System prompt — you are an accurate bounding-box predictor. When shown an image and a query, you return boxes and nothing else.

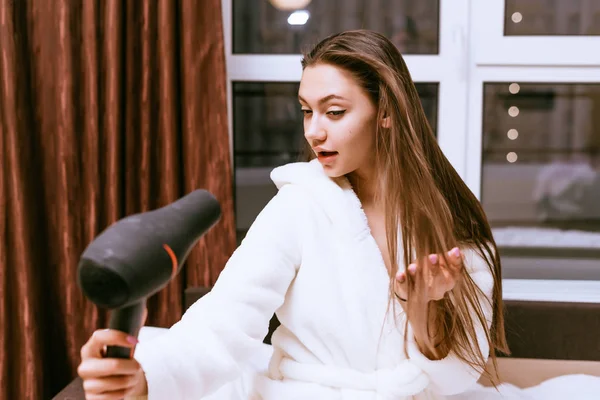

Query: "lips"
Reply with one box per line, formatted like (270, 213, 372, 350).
(316, 151, 338, 164)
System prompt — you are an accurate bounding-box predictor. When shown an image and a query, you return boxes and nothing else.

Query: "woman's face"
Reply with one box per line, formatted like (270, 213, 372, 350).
(298, 63, 379, 179)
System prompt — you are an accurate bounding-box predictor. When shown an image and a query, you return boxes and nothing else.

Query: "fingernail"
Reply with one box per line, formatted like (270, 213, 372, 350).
(429, 254, 438, 264)
(408, 264, 417, 274)
(127, 336, 139, 344)
(396, 272, 405, 282)
(450, 247, 460, 257)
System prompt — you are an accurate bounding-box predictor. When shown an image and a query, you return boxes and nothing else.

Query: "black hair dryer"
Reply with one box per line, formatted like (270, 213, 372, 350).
(77, 190, 221, 359)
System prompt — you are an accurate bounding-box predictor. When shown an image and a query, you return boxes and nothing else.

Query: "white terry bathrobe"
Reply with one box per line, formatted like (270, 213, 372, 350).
(134, 159, 497, 400)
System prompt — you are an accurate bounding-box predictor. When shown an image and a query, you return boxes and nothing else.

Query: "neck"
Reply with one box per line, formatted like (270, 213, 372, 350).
(347, 169, 380, 208)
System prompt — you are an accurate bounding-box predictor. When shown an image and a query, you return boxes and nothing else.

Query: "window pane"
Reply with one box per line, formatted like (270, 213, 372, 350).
(481, 82, 600, 278)
(233, 81, 438, 243)
(505, 0, 600, 36)
(233, 0, 440, 54)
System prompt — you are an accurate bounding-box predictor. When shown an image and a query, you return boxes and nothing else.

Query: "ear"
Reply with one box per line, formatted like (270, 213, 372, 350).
(380, 115, 391, 129)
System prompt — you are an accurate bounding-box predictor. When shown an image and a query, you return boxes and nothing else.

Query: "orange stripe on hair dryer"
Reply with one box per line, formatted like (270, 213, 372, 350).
(77, 190, 221, 359)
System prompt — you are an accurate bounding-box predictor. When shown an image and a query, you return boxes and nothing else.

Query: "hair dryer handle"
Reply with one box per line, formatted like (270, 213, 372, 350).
(104, 300, 147, 359)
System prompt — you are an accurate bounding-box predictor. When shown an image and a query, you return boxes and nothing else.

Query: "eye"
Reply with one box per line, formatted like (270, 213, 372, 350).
(327, 110, 346, 117)
(301, 109, 312, 116)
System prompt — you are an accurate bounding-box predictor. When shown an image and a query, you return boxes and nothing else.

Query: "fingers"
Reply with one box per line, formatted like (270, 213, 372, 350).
(394, 247, 463, 281)
(81, 329, 139, 360)
(78, 357, 142, 379)
(395, 247, 463, 300)
(85, 388, 130, 400)
(82, 374, 138, 394)
(426, 247, 463, 272)
(443, 247, 463, 281)
(446, 247, 463, 269)
(78, 356, 143, 399)
(79, 329, 146, 400)
(401, 255, 436, 280)
(428, 253, 438, 266)
(396, 270, 406, 283)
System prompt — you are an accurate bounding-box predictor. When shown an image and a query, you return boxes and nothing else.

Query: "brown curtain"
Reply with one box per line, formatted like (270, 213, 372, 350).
(0, 0, 235, 399)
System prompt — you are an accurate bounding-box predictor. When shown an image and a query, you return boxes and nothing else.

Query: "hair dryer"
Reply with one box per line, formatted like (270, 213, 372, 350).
(77, 189, 221, 359)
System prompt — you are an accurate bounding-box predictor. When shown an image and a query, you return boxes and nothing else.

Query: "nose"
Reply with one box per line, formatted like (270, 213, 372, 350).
(304, 115, 326, 145)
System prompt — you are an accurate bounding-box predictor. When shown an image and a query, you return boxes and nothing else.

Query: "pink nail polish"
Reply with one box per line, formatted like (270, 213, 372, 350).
(451, 247, 460, 257)
(429, 254, 438, 264)
(127, 336, 139, 344)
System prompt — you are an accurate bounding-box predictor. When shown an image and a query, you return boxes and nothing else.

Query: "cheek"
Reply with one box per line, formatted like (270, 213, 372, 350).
(346, 119, 376, 153)
(352, 136, 374, 162)
(336, 131, 374, 172)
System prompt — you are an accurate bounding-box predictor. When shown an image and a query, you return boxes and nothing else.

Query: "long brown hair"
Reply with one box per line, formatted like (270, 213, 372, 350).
(300, 30, 509, 382)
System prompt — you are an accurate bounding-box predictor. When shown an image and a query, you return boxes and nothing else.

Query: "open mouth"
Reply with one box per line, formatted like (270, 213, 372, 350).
(318, 151, 338, 157)
(317, 151, 338, 163)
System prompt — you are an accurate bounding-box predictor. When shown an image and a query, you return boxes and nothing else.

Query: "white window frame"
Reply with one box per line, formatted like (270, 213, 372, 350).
(464, 66, 600, 195)
(465, 68, 600, 300)
(222, 0, 600, 301)
(467, 0, 600, 300)
(471, 0, 600, 66)
(222, 0, 472, 178)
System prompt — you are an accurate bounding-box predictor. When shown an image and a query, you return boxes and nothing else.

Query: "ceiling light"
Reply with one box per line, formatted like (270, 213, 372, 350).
(288, 10, 309, 26)
(269, 0, 312, 11)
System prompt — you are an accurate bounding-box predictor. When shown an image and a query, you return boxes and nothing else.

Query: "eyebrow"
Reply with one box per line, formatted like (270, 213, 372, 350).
(298, 94, 347, 105)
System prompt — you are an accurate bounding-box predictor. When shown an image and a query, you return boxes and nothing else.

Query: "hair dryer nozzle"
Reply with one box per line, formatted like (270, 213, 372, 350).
(78, 189, 221, 309)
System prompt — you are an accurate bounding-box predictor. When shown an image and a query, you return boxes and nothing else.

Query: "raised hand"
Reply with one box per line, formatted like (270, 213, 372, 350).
(394, 247, 464, 303)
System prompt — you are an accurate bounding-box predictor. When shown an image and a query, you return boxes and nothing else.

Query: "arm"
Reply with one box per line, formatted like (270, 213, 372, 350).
(405, 248, 495, 395)
(133, 185, 306, 400)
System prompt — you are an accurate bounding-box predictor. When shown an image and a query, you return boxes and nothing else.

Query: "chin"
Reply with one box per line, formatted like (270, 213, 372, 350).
(323, 171, 342, 178)
(321, 165, 350, 179)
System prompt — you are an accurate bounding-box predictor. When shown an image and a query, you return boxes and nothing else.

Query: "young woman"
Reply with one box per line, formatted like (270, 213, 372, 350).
(77, 30, 597, 400)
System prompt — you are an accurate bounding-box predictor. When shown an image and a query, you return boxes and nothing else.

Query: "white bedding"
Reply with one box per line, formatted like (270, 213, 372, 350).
(454, 374, 600, 400)
(137, 328, 600, 400)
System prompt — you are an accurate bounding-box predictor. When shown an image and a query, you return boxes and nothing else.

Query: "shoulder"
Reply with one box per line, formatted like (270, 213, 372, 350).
(251, 183, 314, 232)
(238, 183, 312, 261)
(461, 244, 496, 296)
(270, 160, 327, 189)
(462, 245, 492, 273)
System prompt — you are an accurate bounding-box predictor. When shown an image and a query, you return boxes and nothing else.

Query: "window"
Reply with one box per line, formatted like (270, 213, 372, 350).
(233, 0, 440, 54)
(472, 0, 600, 65)
(481, 82, 600, 280)
(233, 82, 439, 169)
(224, 0, 600, 299)
(232, 81, 438, 243)
(505, 0, 600, 36)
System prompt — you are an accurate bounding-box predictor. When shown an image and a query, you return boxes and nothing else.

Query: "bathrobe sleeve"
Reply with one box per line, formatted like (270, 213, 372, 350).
(406, 247, 495, 395)
(133, 185, 306, 400)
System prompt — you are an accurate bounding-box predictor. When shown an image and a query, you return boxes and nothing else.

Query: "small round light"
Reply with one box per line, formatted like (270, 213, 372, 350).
(509, 83, 520, 94)
(507, 129, 519, 140)
(269, 0, 312, 11)
(511, 12, 523, 23)
(508, 106, 520, 117)
(507, 152, 518, 163)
